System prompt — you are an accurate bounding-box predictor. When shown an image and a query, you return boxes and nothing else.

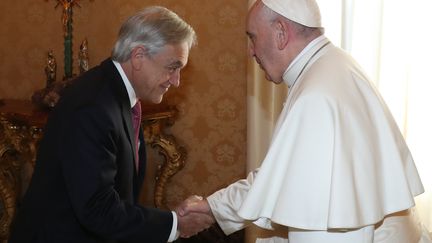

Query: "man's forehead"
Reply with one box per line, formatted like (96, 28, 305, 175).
(165, 47, 189, 66)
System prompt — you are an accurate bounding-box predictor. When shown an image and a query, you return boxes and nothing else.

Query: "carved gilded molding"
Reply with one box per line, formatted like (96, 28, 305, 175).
(0, 113, 44, 242)
(142, 110, 187, 208)
(151, 133, 187, 208)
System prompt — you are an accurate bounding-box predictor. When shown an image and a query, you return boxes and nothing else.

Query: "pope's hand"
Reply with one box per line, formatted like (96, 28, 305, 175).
(175, 195, 215, 238)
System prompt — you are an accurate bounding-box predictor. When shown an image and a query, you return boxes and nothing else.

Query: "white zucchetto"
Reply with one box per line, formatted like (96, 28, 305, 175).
(262, 0, 322, 28)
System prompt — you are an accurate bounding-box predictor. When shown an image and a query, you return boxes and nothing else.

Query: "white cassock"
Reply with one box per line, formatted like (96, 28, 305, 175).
(207, 36, 432, 243)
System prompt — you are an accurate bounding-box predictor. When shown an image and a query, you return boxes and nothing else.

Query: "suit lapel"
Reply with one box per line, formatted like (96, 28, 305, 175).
(101, 59, 137, 173)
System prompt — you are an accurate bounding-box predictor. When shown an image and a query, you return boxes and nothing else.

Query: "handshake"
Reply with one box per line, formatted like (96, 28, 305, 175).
(174, 195, 216, 238)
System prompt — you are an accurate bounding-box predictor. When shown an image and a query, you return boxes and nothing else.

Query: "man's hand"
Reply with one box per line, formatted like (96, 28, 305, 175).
(175, 195, 216, 238)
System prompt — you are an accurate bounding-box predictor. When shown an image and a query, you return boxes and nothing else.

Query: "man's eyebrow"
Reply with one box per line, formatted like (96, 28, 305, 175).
(168, 60, 184, 68)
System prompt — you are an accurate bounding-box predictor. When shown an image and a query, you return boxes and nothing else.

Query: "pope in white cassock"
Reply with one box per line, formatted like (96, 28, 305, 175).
(182, 0, 432, 242)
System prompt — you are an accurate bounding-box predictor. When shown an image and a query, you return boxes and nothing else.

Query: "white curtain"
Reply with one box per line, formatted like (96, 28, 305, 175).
(246, 0, 432, 240)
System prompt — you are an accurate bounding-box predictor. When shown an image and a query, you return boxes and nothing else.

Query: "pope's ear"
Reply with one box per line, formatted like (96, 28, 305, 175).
(275, 20, 289, 50)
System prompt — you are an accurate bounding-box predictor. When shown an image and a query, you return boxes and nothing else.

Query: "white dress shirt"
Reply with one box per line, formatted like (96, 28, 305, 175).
(113, 61, 179, 242)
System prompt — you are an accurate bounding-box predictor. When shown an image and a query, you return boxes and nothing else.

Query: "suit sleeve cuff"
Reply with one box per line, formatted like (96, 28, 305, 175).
(168, 211, 179, 242)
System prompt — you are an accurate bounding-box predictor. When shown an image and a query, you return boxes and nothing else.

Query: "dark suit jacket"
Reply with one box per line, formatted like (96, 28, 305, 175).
(9, 59, 173, 243)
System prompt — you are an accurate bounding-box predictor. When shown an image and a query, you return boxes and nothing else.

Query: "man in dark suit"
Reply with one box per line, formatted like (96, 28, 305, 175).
(9, 6, 213, 243)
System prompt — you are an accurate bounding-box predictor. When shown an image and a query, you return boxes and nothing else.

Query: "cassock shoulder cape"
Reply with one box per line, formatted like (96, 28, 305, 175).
(210, 37, 424, 232)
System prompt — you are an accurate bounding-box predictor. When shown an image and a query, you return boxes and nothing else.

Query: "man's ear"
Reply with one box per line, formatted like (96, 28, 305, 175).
(275, 20, 289, 50)
(130, 45, 147, 70)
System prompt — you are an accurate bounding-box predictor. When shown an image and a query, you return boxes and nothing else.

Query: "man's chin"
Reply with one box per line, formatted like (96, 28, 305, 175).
(153, 95, 164, 104)
(143, 95, 163, 104)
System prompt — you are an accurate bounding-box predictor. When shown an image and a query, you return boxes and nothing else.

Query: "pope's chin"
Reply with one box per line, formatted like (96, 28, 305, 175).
(264, 72, 284, 84)
(260, 69, 275, 83)
(263, 73, 279, 84)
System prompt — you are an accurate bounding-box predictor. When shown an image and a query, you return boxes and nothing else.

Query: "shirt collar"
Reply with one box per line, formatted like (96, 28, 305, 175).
(113, 60, 138, 108)
(283, 35, 329, 88)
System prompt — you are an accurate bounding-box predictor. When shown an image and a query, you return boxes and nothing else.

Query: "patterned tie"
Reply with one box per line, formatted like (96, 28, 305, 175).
(131, 101, 142, 171)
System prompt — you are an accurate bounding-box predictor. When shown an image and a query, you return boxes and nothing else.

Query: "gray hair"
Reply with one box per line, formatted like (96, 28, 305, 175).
(112, 6, 197, 62)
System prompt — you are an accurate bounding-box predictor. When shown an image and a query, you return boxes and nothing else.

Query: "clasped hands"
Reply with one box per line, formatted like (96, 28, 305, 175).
(175, 195, 215, 238)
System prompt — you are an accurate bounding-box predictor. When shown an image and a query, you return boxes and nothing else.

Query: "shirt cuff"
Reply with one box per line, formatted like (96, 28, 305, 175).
(168, 211, 179, 242)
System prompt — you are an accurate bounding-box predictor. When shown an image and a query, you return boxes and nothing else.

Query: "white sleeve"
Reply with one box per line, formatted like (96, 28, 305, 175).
(167, 211, 179, 242)
(206, 168, 259, 235)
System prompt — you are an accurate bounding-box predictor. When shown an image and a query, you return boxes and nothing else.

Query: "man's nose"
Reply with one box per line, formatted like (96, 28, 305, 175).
(169, 70, 180, 87)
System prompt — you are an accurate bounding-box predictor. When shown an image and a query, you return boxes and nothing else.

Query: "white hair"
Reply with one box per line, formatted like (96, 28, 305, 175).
(112, 6, 197, 62)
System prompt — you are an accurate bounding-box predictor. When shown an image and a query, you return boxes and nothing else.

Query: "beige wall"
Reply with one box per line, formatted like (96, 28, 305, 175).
(0, 0, 248, 208)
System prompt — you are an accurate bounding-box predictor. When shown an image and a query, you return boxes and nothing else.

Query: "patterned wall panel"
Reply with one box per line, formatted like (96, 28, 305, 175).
(0, 0, 248, 208)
